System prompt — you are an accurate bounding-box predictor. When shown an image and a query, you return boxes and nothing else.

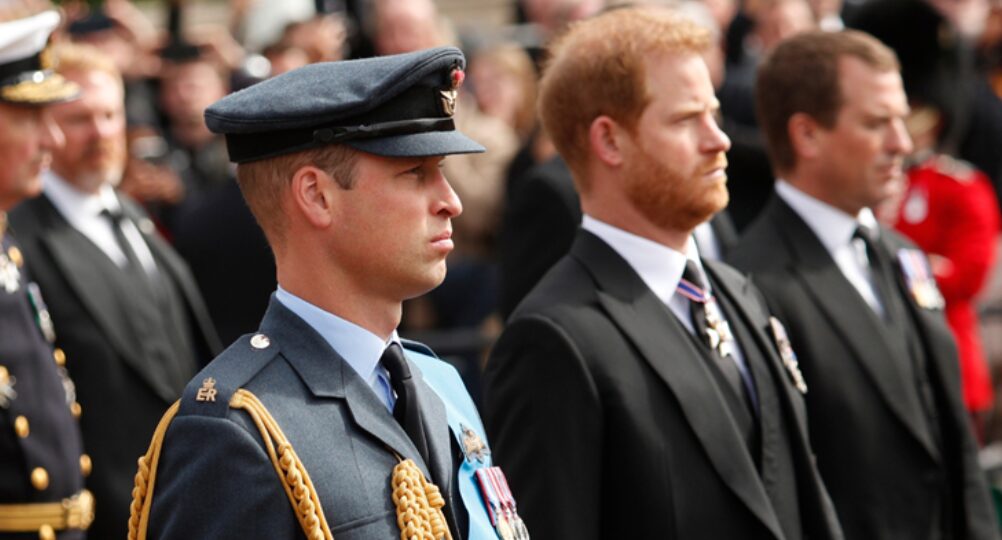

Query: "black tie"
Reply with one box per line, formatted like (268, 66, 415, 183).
(681, 261, 750, 404)
(852, 224, 896, 320)
(101, 208, 152, 289)
(380, 342, 431, 465)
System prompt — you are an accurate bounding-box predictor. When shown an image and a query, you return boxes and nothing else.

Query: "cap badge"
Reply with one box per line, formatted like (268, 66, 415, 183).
(196, 377, 218, 402)
(440, 68, 464, 117)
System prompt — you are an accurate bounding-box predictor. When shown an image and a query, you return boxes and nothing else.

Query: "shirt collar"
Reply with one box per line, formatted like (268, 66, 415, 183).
(274, 286, 398, 385)
(43, 171, 121, 219)
(581, 214, 707, 305)
(775, 179, 878, 253)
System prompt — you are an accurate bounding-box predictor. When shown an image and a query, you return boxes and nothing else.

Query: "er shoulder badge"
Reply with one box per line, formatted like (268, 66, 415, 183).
(768, 317, 807, 394)
(897, 249, 945, 310)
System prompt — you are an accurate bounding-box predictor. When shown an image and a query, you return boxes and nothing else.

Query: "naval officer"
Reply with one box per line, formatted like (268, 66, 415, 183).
(0, 8, 94, 540)
(129, 47, 526, 540)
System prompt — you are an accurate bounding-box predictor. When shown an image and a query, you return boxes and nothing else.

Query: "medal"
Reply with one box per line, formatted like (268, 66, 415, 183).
(0, 249, 19, 294)
(476, 467, 528, 540)
(26, 282, 56, 342)
(488, 467, 529, 540)
(769, 317, 807, 394)
(897, 249, 945, 310)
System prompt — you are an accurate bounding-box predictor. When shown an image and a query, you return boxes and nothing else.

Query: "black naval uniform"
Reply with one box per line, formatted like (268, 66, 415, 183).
(0, 229, 90, 540)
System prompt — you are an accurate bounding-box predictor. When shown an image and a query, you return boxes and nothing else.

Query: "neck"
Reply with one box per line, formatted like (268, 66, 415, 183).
(276, 255, 401, 342)
(582, 200, 691, 253)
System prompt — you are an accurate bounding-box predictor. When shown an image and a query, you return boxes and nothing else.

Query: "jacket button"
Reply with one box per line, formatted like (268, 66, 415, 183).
(31, 467, 48, 491)
(38, 524, 55, 540)
(53, 348, 66, 366)
(80, 454, 92, 477)
(70, 402, 82, 418)
(14, 415, 29, 438)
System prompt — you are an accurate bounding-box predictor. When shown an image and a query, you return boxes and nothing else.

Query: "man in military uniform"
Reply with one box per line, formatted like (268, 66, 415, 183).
(130, 47, 521, 540)
(485, 7, 842, 540)
(0, 9, 94, 540)
(729, 31, 998, 539)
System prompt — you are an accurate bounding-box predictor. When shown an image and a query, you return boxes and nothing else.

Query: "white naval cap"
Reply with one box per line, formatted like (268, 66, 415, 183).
(0, 10, 78, 105)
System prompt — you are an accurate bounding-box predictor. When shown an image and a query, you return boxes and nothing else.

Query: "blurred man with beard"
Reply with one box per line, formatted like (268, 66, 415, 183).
(729, 31, 998, 539)
(484, 7, 843, 540)
(9, 42, 220, 540)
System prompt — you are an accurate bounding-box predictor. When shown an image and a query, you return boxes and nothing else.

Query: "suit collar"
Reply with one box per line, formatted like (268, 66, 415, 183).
(571, 230, 787, 540)
(775, 179, 878, 254)
(766, 197, 941, 461)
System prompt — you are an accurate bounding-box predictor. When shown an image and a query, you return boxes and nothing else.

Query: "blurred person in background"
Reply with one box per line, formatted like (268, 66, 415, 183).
(880, 104, 1000, 441)
(0, 8, 92, 540)
(9, 43, 222, 540)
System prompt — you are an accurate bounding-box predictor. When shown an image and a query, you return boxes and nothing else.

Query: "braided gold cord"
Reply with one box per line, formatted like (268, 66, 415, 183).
(391, 459, 453, 540)
(230, 389, 332, 540)
(127, 400, 181, 540)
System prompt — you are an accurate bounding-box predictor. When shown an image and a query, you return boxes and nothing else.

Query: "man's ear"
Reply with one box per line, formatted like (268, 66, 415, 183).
(788, 112, 825, 160)
(290, 165, 336, 229)
(589, 115, 628, 168)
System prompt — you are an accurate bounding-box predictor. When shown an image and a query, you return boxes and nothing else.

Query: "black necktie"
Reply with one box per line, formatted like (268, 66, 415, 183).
(680, 261, 750, 404)
(101, 208, 151, 287)
(380, 342, 431, 465)
(852, 224, 895, 320)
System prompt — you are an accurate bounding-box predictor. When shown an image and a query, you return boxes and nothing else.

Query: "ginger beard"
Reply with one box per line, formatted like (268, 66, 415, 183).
(623, 142, 729, 234)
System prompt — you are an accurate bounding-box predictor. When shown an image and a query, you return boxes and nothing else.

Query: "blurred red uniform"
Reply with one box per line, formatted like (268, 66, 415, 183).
(893, 154, 1000, 413)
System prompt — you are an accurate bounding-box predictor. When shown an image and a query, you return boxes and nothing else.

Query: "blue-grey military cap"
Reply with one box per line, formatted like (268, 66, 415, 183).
(205, 46, 486, 163)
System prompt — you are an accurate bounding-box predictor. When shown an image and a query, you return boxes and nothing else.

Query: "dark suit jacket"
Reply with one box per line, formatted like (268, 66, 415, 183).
(8, 193, 222, 540)
(498, 155, 738, 319)
(148, 298, 478, 539)
(485, 230, 842, 540)
(729, 195, 999, 540)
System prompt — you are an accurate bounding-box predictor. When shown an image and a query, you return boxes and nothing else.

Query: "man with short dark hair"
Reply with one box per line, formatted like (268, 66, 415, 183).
(729, 30, 999, 539)
(485, 7, 842, 540)
(130, 47, 519, 540)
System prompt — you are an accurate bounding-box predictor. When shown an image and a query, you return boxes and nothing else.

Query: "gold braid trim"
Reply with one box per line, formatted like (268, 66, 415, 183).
(128, 400, 181, 540)
(126, 389, 453, 540)
(391, 458, 453, 540)
(229, 389, 333, 540)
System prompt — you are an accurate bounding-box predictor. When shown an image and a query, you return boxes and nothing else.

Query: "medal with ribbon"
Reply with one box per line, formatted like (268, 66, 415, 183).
(476, 467, 515, 540)
(896, 248, 945, 310)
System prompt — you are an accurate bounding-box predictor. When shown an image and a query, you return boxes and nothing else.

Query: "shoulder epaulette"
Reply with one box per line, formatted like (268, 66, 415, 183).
(177, 333, 280, 418)
(930, 154, 978, 184)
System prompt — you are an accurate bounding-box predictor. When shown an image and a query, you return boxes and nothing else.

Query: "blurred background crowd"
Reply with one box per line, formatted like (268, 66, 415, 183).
(12, 0, 1002, 513)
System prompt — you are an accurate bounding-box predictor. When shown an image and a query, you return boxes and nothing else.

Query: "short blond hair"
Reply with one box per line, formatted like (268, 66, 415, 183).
(49, 42, 122, 85)
(538, 7, 710, 185)
(235, 145, 358, 245)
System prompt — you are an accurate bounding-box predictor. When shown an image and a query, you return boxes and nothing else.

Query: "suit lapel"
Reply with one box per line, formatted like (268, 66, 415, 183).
(770, 199, 939, 460)
(260, 299, 434, 479)
(572, 231, 785, 540)
(33, 196, 179, 401)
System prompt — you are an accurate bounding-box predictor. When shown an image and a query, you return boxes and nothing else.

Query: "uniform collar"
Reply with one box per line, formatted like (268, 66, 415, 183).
(274, 286, 399, 386)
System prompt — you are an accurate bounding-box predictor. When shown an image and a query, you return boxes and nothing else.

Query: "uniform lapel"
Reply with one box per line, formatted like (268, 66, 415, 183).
(770, 199, 940, 460)
(260, 299, 434, 479)
(572, 231, 785, 540)
(32, 196, 179, 401)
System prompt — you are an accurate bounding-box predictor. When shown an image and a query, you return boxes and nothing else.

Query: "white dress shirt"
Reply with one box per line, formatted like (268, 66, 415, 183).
(43, 172, 158, 275)
(581, 215, 748, 370)
(775, 180, 885, 316)
(275, 286, 398, 412)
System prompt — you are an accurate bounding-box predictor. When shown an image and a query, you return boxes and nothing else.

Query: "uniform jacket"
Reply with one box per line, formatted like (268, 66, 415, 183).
(485, 230, 843, 540)
(893, 156, 1000, 412)
(147, 297, 496, 539)
(0, 232, 85, 540)
(8, 193, 221, 540)
(729, 195, 999, 540)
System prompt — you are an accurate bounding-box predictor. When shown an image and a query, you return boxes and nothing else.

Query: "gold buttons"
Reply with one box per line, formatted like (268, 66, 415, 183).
(30, 467, 48, 491)
(70, 401, 82, 418)
(80, 454, 92, 477)
(14, 415, 28, 438)
(53, 348, 66, 366)
(38, 524, 55, 540)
